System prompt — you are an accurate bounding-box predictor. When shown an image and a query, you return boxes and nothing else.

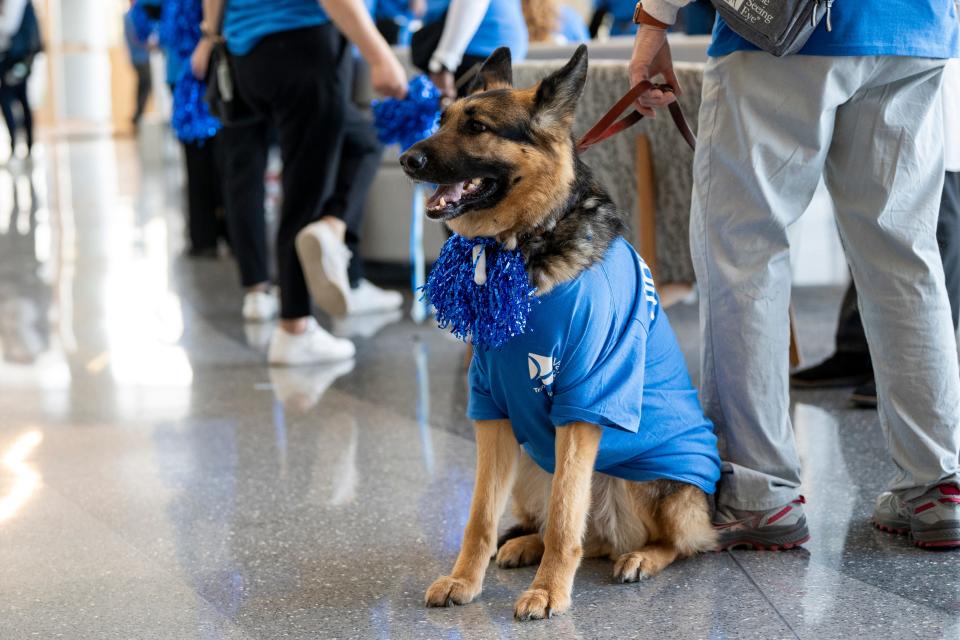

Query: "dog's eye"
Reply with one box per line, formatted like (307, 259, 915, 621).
(468, 120, 488, 134)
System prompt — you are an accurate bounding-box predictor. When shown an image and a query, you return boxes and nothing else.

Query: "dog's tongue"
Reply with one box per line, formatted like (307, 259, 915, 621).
(427, 182, 465, 209)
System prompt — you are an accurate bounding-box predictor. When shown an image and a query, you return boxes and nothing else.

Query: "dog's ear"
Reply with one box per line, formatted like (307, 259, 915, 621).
(532, 44, 588, 128)
(466, 47, 513, 95)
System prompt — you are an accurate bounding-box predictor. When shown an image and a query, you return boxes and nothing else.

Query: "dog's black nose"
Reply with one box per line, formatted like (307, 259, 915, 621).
(400, 149, 427, 172)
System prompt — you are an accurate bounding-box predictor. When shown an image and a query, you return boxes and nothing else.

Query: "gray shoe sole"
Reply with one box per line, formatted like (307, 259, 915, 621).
(716, 516, 810, 551)
(912, 522, 960, 548)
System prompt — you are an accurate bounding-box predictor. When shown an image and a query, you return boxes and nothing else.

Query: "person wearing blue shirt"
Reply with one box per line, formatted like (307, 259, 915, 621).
(422, 0, 527, 100)
(190, 0, 407, 365)
(469, 238, 721, 494)
(630, 1, 960, 551)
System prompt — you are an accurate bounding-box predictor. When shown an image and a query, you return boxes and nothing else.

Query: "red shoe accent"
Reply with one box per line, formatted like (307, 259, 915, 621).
(939, 497, 960, 504)
(915, 502, 936, 514)
(718, 535, 810, 552)
(915, 539, 960, 549)
(766, 505, 793, 525)
(938, 484, 960, 496)
(873, 520, 909, 535)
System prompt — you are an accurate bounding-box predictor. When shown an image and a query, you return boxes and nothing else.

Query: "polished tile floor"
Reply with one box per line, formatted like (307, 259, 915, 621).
(2, 133, 960, 640)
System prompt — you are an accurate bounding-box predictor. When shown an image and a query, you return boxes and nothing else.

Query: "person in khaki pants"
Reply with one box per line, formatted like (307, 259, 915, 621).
(630, 0, 960, 550)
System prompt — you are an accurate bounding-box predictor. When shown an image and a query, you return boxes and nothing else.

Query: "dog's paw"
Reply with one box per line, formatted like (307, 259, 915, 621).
(424, 576, 480, 607)
(513, 587, 570, 621)
(496, 535, 544, 569)
(612, 551, 659, 583)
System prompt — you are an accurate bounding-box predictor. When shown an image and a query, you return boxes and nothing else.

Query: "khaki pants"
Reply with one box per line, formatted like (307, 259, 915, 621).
(691, 52, 960, 510)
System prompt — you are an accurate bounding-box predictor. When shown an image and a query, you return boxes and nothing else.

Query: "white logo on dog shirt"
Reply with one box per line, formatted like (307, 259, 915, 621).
(528, 353, 560, 395)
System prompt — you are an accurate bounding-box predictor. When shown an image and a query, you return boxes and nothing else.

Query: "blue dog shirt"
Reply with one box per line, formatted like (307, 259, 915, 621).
(467, 237, 721, 494)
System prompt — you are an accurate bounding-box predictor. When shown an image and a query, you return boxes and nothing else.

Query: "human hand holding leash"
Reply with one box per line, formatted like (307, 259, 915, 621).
(629, 25, 680, 117)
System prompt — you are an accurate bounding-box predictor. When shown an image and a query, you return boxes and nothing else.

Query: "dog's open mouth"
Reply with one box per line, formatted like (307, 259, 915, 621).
(425, 177, 500, 220)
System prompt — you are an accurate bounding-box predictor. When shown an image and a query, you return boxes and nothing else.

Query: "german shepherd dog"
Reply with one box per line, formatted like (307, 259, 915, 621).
(400, 45, 716, 621)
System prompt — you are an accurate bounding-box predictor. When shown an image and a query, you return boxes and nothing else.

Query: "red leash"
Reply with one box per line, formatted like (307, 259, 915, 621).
(576, 81, 697, 153)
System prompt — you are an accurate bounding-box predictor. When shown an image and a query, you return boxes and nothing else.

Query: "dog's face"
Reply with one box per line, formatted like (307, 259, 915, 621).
(400, 45, 588, 241)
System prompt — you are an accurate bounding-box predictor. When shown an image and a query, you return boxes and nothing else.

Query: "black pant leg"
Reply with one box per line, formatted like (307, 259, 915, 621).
(938, 170, 960, 329)
(323, 102, 383, 287)
(233, 26, 349, 319)
(0, 87, 16, 153)
(219, 121, 271, 288)
(182, 139, 223, 252)
(834, 280, 869, 356)
(15, 82, 31, 152)
(133, 63, 152, 123)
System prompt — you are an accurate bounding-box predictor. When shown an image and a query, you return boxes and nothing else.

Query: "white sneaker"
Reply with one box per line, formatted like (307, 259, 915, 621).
(346, 279, 404, 315)
(295, 222, 352, 317)
(267, 317, 355, 366)
(242, 289, 279, 322)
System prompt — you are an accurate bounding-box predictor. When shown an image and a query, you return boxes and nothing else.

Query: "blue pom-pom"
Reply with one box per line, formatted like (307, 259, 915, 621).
(160, 0, 203, 59)
(421, 235, 537, 350)
(130, 3, 157, 43)
(372, 75, 441, 151)
(172, 68, 221, 143)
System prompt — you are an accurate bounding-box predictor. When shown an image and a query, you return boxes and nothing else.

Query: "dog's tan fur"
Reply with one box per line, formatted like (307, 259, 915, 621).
(418, 46, 717, 620)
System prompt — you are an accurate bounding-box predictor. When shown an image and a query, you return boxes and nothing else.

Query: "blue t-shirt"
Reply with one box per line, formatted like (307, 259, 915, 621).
(709, 0, 960, 58)
(426, 0, 528, 62)
(557, 6, 589, 43)
(467, 238, 721, 494)
(224, 0, 329, 56)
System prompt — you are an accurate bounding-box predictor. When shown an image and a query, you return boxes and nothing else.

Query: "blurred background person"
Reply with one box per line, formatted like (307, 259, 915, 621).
(191, 0, 406, 365)
(0, 0, 40, 161)
(124, 1, 153, 130)
(159, 0, 227, 258)
(419, 0, 528, 100)
(522, 0, 589, 45)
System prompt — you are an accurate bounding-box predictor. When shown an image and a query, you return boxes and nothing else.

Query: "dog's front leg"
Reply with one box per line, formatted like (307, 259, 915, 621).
(514, 422, 600, 621)
(425, 419, 519, 607)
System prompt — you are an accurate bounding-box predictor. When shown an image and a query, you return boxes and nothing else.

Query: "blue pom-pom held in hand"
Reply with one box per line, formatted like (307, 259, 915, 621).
(172, 68, 221, 143)
(372, 75, 441, 151)
(421, 235, 537, 350)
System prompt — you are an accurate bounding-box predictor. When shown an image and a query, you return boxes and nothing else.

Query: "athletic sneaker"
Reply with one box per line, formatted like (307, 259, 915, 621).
(874, 484, 960, 549)
(243, 289, 279, 322)
(296, 222, 352, 317)
(346, 279, 404, 315)
(267, 317, 355, 366)
(713, 496, 810, 551)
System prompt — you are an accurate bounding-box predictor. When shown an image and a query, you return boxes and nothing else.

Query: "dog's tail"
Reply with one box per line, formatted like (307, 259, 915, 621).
(497, 523, 538, 550)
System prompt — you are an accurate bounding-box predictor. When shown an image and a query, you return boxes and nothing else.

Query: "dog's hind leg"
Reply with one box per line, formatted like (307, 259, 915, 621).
(425, 419, 519, 608)
(496, 533, 544, 568)
(514, 421, 602, 621)
(612, 481, 717, 583)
